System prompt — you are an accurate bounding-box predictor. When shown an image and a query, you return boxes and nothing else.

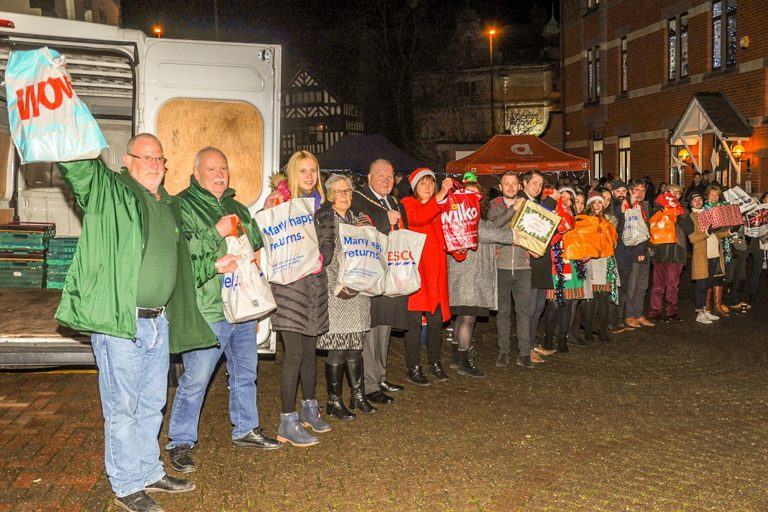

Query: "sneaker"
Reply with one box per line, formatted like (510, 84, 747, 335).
(696, 311, 713, 324)
(496, 352, 510, 367)
(115, 491, 163, 512)
(704, 310, 720, 321)
(515, 355, 534, 369)
(168, 445, 196, 474)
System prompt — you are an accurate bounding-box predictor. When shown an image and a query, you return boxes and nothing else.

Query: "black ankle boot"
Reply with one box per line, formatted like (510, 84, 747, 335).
(457, 348, 487, 378)
(557, 336, 569, 353)
(406, 365, 430, 386)
(429, 360, 449, 382)
(345, 359, 377, 414)
(325, 363, 355, 421)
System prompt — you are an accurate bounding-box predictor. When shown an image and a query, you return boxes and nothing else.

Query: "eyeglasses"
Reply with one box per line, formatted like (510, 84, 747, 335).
(333, 189, 353, 197)
(127, 153, 167, 166)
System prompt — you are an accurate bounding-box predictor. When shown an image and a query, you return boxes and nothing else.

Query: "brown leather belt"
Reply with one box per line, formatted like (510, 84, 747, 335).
(137, 307, 165, 319)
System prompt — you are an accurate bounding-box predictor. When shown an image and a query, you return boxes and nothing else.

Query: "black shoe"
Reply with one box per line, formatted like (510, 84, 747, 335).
(365, 390, 393, 404)
(114, 491, 163, 512)
(429, 361, 449, 382)
(233, 427, 281, 450)
(650, 315, 669, 323)
(667, 314, 683, 322)
(379, 381, 404, 393)
(406, 365, 431, 386)
(516, 356, 534, 369)
(566, 336, 587, 347)
(496, 352, 510, 367)
(145, 475, 195, 494)
(168, 445, 196, 474)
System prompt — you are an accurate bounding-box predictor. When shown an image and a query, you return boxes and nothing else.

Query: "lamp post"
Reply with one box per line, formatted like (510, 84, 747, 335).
(488, 28, 496, 135)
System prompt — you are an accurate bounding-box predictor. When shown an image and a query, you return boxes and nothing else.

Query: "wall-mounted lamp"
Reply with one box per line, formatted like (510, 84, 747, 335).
(678, 148, 693, 165)
(732, 143, 746, 161)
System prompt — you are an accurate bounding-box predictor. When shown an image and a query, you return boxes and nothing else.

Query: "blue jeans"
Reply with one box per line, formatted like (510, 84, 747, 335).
(167, 320, 259, 448)
(92, 315, 169, 497)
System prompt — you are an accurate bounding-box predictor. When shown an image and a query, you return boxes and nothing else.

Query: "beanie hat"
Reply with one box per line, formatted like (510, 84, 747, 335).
(611, 179, 627, 190)
(586, 191, 603, 206)
(409, 168, 436, 188)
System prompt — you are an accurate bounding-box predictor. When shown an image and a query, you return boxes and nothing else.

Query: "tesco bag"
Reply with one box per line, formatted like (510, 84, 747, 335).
(5, 47, 108, 164)
(336, 224, 388, 296)
(221, 231, 276, 323)
(254, 198, 321, 285)
(384, 228, 427, 297)
(622, 206, 650, 247)
(440, 188, 481, 251)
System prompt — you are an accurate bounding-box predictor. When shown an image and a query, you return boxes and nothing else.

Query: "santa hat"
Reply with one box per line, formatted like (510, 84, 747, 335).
(586, 191, 603, 206)
(409, 168, 436, 188)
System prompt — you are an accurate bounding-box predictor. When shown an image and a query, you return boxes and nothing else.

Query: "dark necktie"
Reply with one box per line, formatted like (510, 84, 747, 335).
(379, 197, 389, 210)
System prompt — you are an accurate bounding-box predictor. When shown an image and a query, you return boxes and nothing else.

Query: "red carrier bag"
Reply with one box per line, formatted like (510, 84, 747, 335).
(439, 188, 481, 252)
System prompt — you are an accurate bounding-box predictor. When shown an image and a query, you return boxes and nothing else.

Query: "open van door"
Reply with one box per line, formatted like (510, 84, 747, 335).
(140, 38, 281, 353)
(140, 38, 280, 212)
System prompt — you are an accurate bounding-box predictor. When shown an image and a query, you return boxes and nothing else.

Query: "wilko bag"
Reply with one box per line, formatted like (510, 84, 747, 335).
(254, 198, 321, 285)
(649, 208, 678, 245)
(440, 189, 481, 252)
(336, 223, 387, 297)
(723, 186, 758, 214)
(383, 228, 427, 297)
(622, 206, 650, 247)
(5, 47, 108, 164)
(221, 229, 276, 323)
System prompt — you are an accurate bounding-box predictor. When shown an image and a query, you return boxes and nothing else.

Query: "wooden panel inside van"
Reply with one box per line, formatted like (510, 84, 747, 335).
(0, 134, 10, 199)
(157, 99, 264, 206)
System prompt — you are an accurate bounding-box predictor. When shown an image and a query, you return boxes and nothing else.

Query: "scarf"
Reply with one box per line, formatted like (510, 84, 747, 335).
(556, 196, 575, 233)
(655, 192, 685, 215)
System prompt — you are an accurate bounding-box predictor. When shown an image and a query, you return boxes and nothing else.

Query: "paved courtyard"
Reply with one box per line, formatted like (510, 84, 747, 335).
(1, 288, 768, 511)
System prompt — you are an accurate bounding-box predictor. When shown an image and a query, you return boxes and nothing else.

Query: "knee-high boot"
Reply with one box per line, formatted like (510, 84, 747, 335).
(582, 299, 597, 343)
(345, 358, 377, 414)
(713, 285, 729, 316)
(325, 363, 355, 421)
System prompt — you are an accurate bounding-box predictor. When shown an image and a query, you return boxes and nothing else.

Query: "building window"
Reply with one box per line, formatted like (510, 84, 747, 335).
(619, 136, 631, 181)
(712, 0, 737, 70)
(712, 1, 722, 69)
(587, 48, 594, 101)
(593, 140, 604, 179)
(620, 37, 628, 93)
(668, 18, 677, 81)
(595, 48, 601, 98)
(681, 14, 689, 77)
(726, 0, 737, 66)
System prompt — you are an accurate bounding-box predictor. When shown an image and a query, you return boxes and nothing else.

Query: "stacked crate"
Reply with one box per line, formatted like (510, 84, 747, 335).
(0, 223, 55, 289)
(46, 237, 79, 289)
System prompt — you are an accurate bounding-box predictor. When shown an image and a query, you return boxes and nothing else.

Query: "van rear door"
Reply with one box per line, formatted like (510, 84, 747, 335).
(140, 38, 281, 211)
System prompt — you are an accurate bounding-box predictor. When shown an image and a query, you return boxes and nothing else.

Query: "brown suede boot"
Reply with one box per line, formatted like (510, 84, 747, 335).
(713, 285, 729, 316)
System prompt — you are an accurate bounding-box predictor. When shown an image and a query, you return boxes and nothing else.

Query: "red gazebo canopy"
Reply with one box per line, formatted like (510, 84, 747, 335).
(446, 135, 590, 174)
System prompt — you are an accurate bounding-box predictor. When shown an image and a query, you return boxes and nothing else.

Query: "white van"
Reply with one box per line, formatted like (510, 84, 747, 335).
(0, 12, 281, 367)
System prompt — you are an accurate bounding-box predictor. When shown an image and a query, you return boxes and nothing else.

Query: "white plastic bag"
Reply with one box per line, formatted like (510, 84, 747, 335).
(723, 186, 758, 214)
(5, 47, 108, 163)
(221, 233, 276, 323)
(254, 198, 321, 285)
(336, 223, 387, 297)
(383, 228, 427, 297)
(622, 206, 650, 247)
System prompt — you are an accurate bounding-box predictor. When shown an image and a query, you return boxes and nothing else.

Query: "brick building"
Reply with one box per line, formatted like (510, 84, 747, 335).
(561, 0, 766, 193)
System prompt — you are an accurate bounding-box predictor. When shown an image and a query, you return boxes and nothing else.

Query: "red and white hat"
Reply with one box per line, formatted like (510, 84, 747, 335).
(586, 191, 603, 206)
(409, 168, 435, 188)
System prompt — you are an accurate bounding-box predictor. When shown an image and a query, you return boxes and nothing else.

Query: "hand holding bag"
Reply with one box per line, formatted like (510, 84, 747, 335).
(5, 47, 108, 163)
(440, 188, 481, 252)
(383, 228, 427, 297)
(336, 223, 388, 296)
(254, 198, 322, 285)
(649, 208, 678, 245)
(622, 206, 650, 247)
(221, 223, 277, 323)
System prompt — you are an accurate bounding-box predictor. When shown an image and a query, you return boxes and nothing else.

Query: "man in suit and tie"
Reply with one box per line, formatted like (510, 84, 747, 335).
(351, 159, 409, 404)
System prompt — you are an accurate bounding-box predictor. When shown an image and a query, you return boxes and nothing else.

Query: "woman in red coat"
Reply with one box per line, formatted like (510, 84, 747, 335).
(400, 168, 454, 386)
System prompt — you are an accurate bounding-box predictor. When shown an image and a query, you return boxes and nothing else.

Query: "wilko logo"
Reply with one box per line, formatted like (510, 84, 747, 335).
(15, 75, 74, 121)
(441, 202, 478, 224)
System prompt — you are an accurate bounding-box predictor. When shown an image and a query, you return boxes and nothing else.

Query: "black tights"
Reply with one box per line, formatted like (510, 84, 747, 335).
(326, 348, 362, 365)
(405, 307, 443, 367)
(280, 331, 317, 414)
(582, 292, 610, 339)
(453, 315, 476, 350)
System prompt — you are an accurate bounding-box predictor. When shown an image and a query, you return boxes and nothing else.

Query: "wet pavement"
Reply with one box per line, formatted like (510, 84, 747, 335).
(2, 284, 768, 511)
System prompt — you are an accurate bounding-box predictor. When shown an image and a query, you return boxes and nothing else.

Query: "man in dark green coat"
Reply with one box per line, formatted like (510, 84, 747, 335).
(166, 147, 280, 475)
(56, 134, 216, 512)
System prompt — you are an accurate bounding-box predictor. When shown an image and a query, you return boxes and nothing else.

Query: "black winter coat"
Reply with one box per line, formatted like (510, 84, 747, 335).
(270, 200, 336, 337)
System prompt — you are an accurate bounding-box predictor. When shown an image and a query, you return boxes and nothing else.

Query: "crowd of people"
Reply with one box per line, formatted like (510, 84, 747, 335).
(54, 135, 767, 512)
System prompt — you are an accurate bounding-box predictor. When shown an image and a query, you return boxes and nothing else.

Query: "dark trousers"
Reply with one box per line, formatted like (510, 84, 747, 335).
(750, 250, 765, 296)
(582, 292, 610, 340)
(280, 331, 317, 414)
(496, 269, 532, 356)
(650, 262, 684, 317)
(405, 307, 443, 368)
(725, 251, 748, 306)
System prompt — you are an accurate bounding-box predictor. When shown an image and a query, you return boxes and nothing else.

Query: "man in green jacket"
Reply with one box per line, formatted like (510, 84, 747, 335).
(56, 134, 217, 512)
(166, 147, 280, 474)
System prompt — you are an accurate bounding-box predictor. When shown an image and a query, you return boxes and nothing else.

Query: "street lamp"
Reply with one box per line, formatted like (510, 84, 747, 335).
(488, 28, 497, 135)
(152, 25, 164, 38)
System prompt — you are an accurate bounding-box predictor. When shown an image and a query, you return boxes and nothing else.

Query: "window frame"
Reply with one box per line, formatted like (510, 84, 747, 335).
(618, 136, 631, 181)
(593, 139, 604, 179)
(620, 37, 628, 94)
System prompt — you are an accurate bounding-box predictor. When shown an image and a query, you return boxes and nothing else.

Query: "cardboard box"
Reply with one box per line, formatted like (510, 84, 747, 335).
(509, 199, 561, 256)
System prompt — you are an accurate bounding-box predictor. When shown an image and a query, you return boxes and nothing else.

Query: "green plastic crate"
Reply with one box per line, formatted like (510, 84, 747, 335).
(0, 231, 47, 251)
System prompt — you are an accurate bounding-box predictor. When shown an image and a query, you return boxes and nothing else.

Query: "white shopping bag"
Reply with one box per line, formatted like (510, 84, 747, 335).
(254, 198, 321, 285)
(622, 206, 650, 247)
(336, 224, 388, 297)
(5, 47, 108, 163)
(221, 233, 276, 323)
(383, 228, 427, 297)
